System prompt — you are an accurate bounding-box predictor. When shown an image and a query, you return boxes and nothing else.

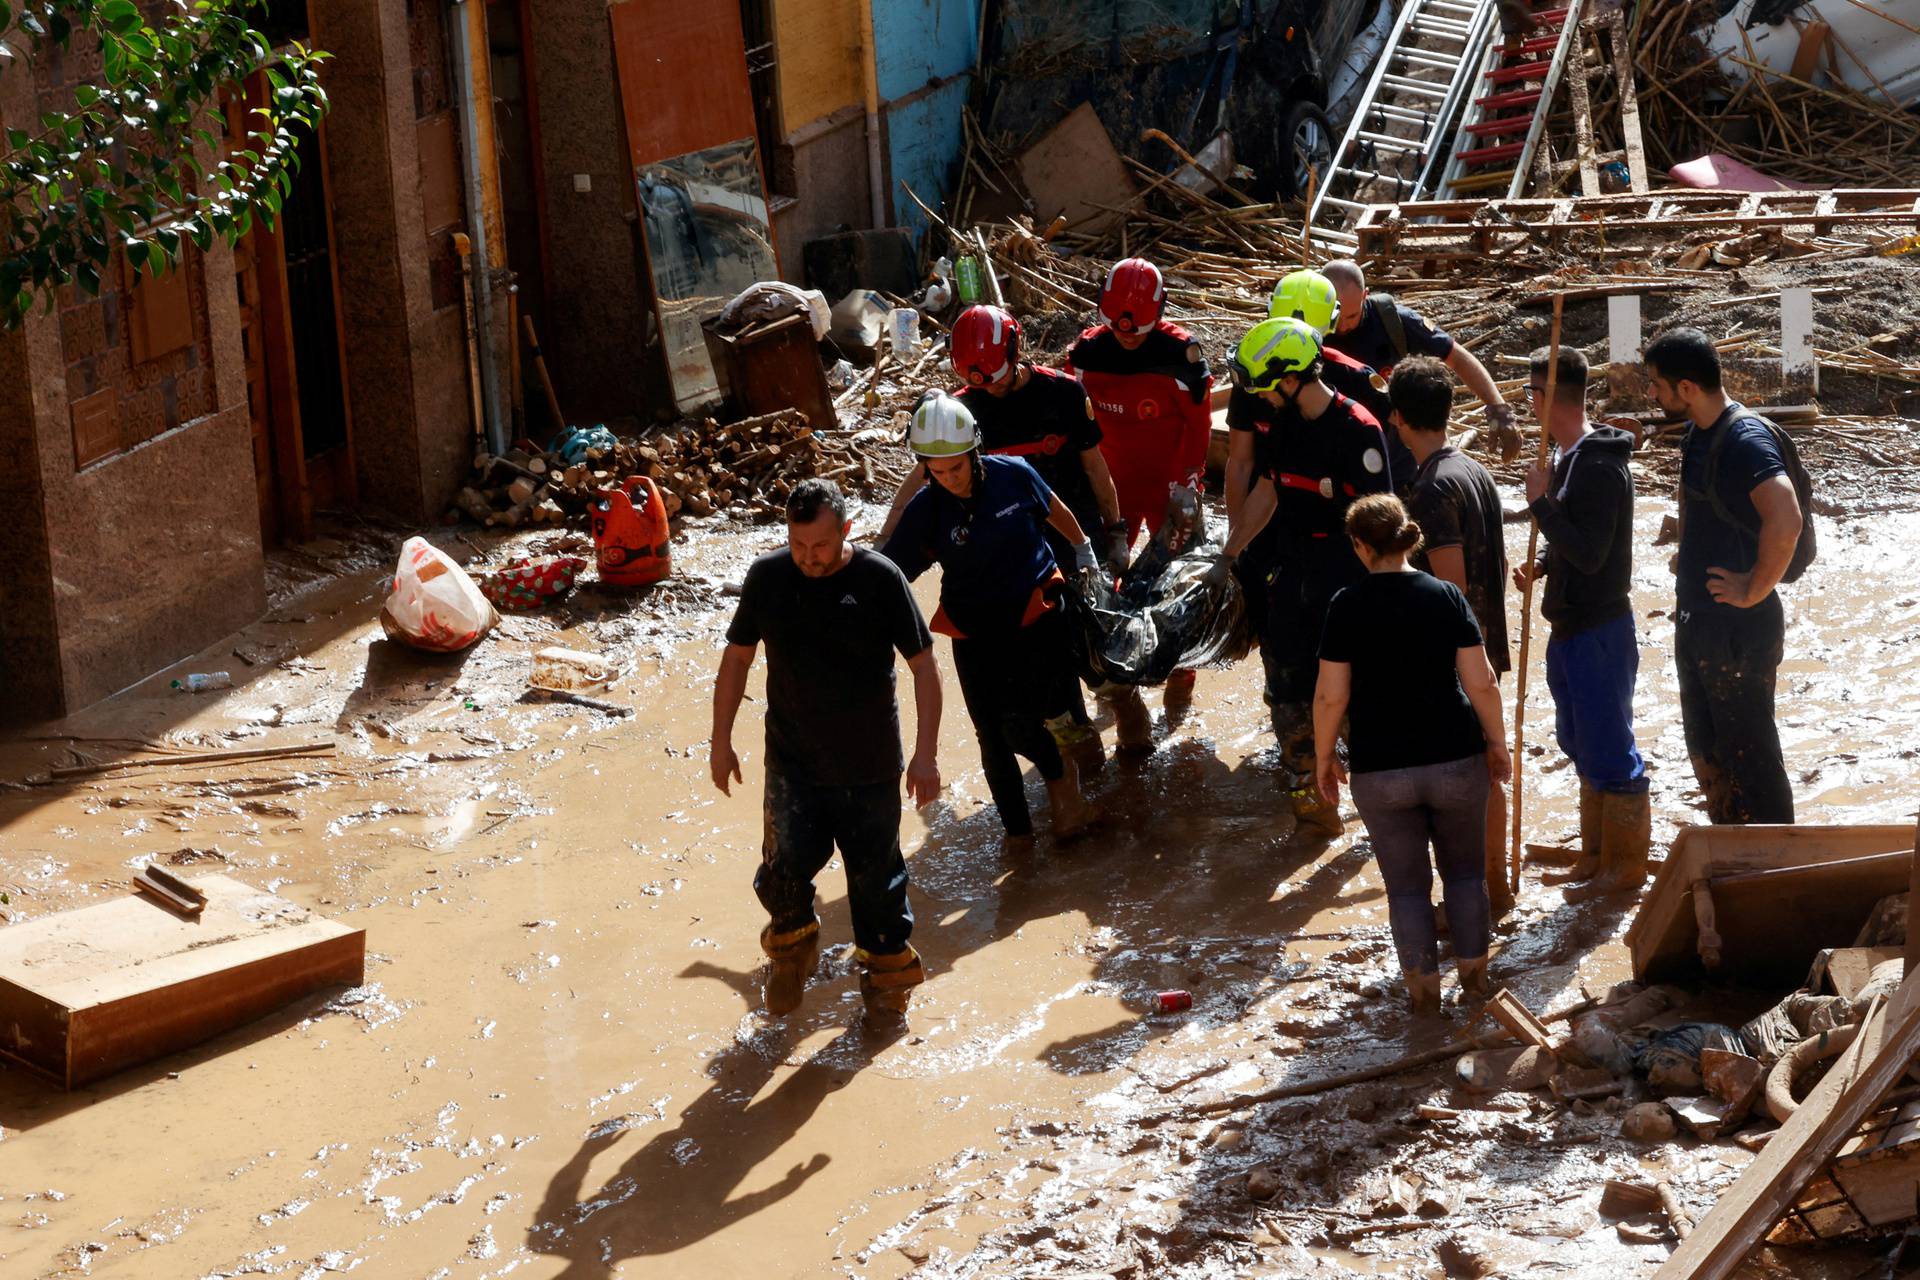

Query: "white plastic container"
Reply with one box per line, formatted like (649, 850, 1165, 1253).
(888, 307, 920, 356)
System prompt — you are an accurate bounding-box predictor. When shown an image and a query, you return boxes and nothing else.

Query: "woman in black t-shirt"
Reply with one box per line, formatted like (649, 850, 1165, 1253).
(1313, 495, 1512, 1016)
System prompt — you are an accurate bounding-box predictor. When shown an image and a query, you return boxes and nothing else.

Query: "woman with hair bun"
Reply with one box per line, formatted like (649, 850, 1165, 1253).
(1311, 494, 1512, 1016)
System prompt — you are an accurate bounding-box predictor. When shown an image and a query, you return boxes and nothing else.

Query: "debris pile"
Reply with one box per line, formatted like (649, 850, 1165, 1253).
(1632, 1, 1920, 188)
(452, 411, 910, 532)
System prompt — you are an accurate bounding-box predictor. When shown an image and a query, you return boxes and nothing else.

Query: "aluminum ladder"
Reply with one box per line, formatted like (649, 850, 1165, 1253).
(1309, 0, 1501, 245)
(1437, 0, 1587, 201)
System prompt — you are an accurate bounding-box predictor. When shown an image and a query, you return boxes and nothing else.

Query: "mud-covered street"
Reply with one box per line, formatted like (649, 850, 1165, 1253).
(1, 464, 1916, 1278)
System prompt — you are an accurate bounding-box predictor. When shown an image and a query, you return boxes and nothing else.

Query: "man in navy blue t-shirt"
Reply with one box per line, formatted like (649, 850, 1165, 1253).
(1644, 327, 1804, 825)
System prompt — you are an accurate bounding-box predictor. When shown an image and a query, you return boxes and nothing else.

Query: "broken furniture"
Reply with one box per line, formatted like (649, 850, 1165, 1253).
(1628, 824, 1918, 985)
(0, 873, 366, 1090)
(701, 311, 836, 431)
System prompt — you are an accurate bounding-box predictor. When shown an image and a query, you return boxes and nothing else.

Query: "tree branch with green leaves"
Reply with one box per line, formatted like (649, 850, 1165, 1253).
(0, 0, 330, 328)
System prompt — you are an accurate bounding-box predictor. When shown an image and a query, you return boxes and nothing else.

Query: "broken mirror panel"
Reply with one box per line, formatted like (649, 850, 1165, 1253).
(636, 136, 779, 412)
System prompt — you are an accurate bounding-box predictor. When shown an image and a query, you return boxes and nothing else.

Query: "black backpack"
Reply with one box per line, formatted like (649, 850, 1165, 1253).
(1698, 410, 1817, 584)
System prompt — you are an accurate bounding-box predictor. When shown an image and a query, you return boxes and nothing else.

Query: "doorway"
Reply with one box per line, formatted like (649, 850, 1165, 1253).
(229, 77, 355, 544)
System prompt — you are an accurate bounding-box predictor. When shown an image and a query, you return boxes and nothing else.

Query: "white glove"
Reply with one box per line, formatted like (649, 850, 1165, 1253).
(1072, 539, 1099, 573)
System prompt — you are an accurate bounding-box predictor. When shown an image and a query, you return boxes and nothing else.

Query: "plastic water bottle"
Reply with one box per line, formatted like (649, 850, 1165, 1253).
(171, 672, 232, 693)
(954, 255, 983, 304)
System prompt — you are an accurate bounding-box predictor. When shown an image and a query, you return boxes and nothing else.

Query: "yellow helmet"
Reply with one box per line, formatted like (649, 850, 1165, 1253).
(1269, 269, 1340, 335)
(1231, 318, 1322, 392)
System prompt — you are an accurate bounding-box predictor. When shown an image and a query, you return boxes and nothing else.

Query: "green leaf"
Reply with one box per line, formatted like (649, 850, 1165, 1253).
(100, 0, 143, 36)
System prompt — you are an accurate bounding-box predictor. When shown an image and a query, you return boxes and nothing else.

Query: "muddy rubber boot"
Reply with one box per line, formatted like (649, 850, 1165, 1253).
(760, 920, 821, 1017)
(1046, 712, 1106, 775)
(1547, 780, 1605, 885)
(1456, 956, 1492, 1001)
(858, 944, 925, 1033)
(1404, 969, 1443, 1017)
(1045, 756, 1102, 842)
(1163, 667, 1197, 711)
(1108, 686, 1153, 756)
(1600, 790, 1652, 893)
(1288, 786, 1346, 842)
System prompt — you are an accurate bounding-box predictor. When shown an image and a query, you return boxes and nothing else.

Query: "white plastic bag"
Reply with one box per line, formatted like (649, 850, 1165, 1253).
(380, 536, 498, 653)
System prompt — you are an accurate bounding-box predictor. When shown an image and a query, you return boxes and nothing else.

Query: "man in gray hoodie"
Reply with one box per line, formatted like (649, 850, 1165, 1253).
(1513, 347, 1651, 896)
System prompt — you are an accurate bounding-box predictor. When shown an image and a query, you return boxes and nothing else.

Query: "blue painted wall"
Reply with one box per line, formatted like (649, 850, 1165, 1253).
(870, 0, 980, 237)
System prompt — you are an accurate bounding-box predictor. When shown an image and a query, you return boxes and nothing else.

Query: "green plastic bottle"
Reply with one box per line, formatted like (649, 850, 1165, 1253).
(954, 255, 983, 304)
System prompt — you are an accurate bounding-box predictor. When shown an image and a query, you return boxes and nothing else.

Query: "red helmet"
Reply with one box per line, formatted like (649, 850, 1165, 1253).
(950, 305, 1021, 388)
(1099, 258, 1166, 334)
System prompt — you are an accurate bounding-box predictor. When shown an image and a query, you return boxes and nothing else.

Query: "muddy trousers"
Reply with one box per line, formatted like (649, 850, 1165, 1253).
(951, 614, 1071, 838)
(1675, 597, 1794, 825)
(755, 772, 913, 955)
(1544, 612, 1650, 795)
(1350, 754, 1492, 974)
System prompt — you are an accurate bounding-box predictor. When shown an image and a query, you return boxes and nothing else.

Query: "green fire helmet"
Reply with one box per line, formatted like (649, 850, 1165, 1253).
(908, 390, 979, 458)
(1231, 317, 1322, 392)
(1268, 269, 1340, 336)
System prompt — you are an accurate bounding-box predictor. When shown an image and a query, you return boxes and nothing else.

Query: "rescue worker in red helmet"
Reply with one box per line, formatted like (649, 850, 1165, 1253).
(1066, 257, 1213, 729)
(1221, 318, 1393, 841)
(878, 305, 1125, 763)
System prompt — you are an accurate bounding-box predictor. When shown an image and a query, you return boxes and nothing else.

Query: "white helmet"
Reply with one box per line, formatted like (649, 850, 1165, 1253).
(908, 391, 978, 459)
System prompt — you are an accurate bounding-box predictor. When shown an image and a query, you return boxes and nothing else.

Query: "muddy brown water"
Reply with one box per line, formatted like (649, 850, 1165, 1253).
(0, 470, 1915, 1278)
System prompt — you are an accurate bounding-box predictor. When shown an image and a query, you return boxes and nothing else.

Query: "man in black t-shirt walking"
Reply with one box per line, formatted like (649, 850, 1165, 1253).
(1386, 358, 1514, 913)
(1645, 327, 1803, 825)
(712, 479, 943, 1031)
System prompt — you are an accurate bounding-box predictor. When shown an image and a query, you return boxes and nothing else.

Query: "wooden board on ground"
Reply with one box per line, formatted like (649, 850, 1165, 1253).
(1626, 825, 1915, 985)
(1016, 103, 1137, 237)
(0, 873, 366, 1089)
(1657, 971, 1920, 1278)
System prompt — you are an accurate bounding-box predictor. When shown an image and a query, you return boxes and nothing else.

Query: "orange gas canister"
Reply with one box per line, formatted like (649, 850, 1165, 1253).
(590, 476, 672, 586)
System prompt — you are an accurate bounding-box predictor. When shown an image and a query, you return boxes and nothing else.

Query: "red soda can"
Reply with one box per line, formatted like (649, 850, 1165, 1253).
(1154, 990, 1192, 1013)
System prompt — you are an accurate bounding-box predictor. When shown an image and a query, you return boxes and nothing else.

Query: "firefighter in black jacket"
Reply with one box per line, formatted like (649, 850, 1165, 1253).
(1222, 318, 1392, 839)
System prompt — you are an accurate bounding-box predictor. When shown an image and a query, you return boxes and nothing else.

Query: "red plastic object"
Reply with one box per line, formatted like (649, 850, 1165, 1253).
(479, 555, 588, 612)
(1154, 990, 1193, 1013)
(591, 477, 672, 587)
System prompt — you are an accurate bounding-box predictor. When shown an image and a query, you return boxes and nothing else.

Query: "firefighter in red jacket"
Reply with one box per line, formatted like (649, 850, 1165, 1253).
(1067, 259, 1213, 546)
(1066, 258, 1213, 720)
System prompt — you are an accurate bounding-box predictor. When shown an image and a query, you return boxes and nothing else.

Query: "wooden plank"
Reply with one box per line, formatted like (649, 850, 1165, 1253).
(0, 874, 365, 1089)
(1487, 989, 1554, 1050)
(1607, 10, 1649, 193)
(1566, 27, 1601, 198)
(1825, 948, 1904, 1000)
(1657, 971, 1920, 1279)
